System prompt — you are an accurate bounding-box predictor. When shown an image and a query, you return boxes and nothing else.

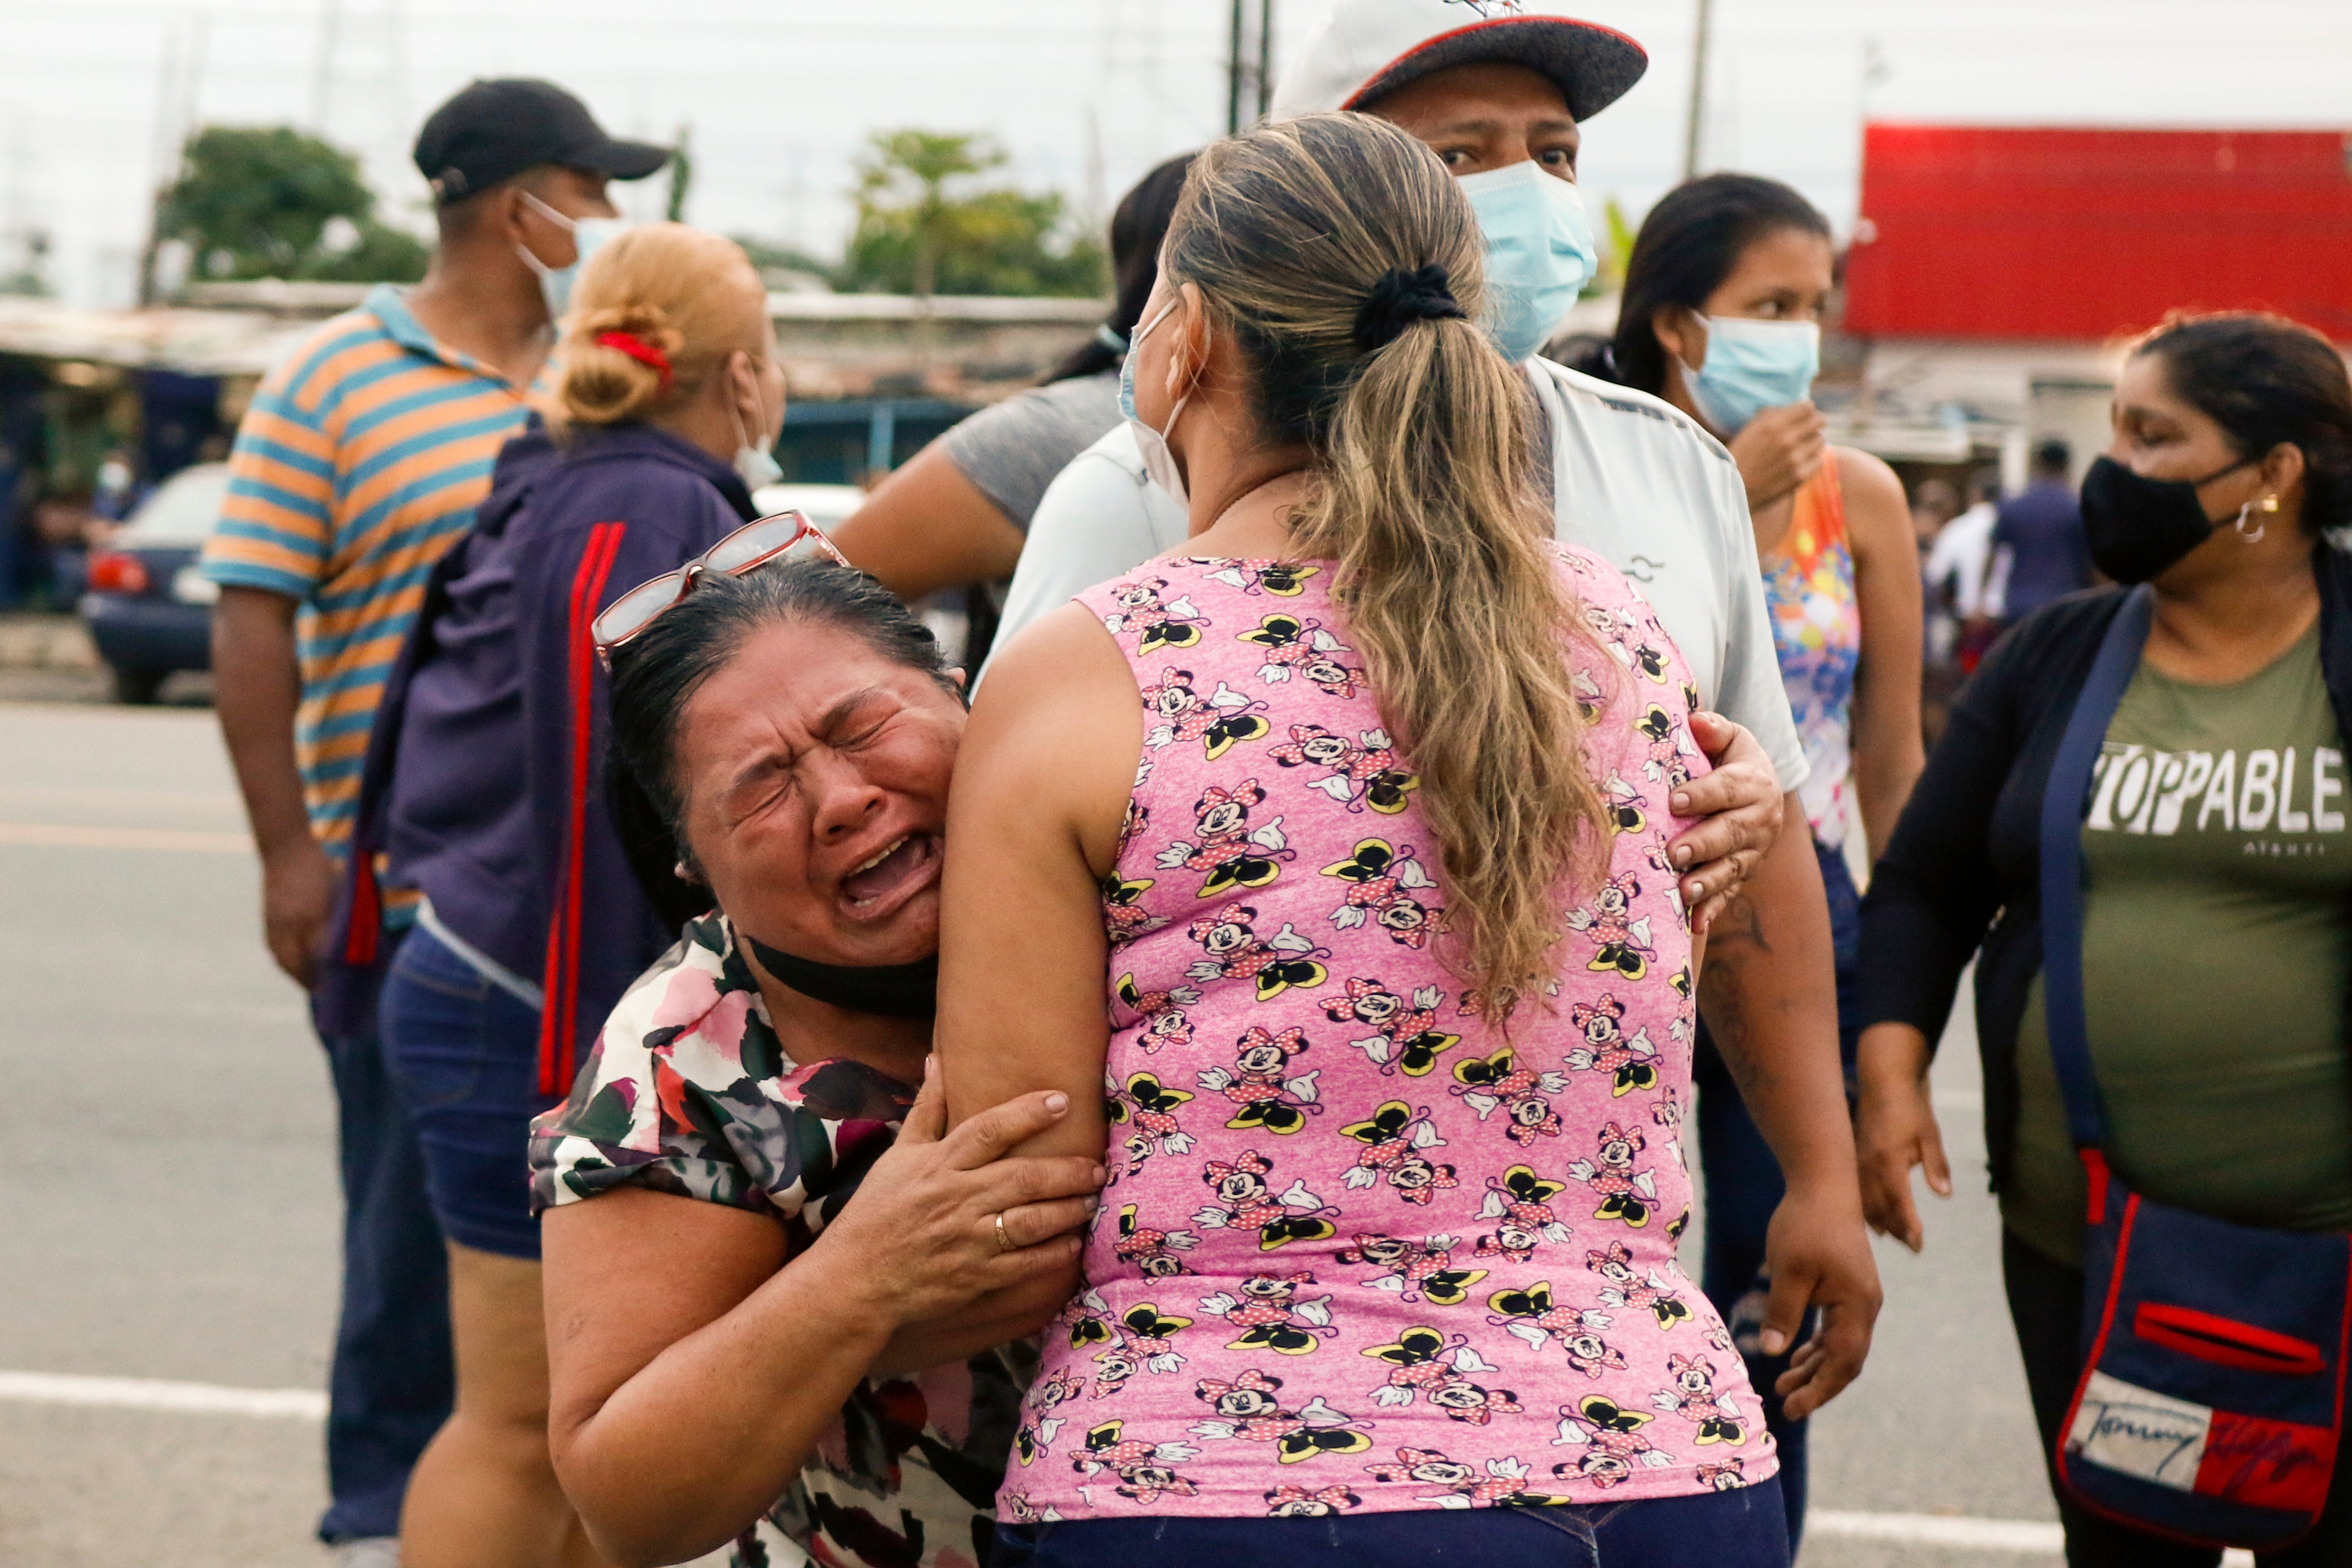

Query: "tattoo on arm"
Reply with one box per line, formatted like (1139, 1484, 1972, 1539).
(1696, 892, 1773, 1100)
(1701, 892, 1768, 955)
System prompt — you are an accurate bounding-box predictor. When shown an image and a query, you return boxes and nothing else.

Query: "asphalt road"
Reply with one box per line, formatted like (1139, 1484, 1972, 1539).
(0, 697, 2073, 1568)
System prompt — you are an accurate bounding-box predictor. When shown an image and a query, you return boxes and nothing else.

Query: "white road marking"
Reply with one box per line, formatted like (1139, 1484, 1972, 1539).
(0, 1372, 2261, 1564)
(1813, 1510, 2253, 1562)
(0, 821, 250, 854)
(0, 1370, 325, 1419)
(1813, 1511, 2057, 1550)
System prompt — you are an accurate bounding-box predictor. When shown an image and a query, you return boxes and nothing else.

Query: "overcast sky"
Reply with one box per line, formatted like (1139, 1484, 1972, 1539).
(3, 0, 2350, 308)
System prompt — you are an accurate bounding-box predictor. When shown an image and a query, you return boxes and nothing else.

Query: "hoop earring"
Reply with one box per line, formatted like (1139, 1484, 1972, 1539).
(2235, 501, 2266, 544)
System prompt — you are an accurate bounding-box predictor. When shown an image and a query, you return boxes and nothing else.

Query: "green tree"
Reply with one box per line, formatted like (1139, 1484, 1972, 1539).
(157, 125, 423, 283)
(300, 221, 431, 283)
(838, 129, 1105, 298)
(666, 123, 694, 223)
(1590, 194, 1638, 299)
(731, 235, 836, 291)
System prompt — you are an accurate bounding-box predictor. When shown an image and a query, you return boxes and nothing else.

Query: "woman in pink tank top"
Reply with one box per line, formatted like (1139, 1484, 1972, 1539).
(938, 114, 1868, 1568)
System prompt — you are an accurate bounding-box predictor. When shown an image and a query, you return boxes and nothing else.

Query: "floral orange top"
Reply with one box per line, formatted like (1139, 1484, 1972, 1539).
(1763, 449, 1861, 846)
(997, 549, 1773, 1526)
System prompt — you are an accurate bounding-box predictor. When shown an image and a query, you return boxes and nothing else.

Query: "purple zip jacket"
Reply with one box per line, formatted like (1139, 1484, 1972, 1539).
(321, 419, 756, 1096)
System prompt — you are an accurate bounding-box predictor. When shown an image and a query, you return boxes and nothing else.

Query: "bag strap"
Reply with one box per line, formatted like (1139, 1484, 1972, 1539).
(2038, 586, 2155, 1150)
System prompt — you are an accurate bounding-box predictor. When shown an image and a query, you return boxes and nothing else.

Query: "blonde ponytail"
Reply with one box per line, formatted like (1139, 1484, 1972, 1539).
(1166, 114, 1610, 1017)
(555, 223, 769, 428)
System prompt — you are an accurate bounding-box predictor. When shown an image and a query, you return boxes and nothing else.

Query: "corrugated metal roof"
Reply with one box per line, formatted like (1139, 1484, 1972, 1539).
(0, 299, 315, 376)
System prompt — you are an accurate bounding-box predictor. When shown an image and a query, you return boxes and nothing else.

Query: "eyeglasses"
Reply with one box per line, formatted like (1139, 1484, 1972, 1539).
(591, 511, 849, 663)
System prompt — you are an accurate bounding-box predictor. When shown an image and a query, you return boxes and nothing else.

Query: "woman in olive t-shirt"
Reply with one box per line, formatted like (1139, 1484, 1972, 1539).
(1853, 311, 2352, 1568)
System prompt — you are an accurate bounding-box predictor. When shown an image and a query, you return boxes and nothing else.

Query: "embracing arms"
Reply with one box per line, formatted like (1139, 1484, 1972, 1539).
(928, 599, 1790, 1131)
(542, 1071, 1103, 1567)
(934, 604, 1138, 1178)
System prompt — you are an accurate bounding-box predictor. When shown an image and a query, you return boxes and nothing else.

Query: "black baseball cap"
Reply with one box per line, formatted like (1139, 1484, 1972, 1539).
(413, 79, 670, 205)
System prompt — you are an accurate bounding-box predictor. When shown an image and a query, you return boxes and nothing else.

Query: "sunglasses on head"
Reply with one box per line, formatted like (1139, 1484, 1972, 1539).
(591, 511, 849, 664)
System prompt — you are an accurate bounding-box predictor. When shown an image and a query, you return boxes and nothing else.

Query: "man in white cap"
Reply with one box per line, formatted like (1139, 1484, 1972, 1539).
(990, 6, 1873, 1544)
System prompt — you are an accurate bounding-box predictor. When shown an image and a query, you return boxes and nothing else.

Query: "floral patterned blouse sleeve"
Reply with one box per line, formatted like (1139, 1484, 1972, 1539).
(529, 913, 918, 1231)
(529, 916, 790, 1217)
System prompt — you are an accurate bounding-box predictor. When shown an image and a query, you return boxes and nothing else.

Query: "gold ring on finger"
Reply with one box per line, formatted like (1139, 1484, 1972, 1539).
(993, 1212, 1013, 1253)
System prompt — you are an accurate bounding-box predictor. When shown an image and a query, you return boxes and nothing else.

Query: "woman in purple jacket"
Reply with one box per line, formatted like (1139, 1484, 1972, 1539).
(343, 223, 786, 1568)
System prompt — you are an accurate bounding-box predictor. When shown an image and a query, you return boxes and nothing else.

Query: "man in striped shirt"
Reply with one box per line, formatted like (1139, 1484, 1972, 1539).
(201, 78, 665, 1559)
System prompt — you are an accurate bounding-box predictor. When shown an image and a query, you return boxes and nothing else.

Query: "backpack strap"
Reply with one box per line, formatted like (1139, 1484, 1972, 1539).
(2038, 586, 2155, 1150)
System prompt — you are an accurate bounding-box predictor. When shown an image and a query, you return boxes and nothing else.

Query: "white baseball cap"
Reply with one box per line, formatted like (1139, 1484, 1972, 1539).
(1270, 0, 1648, 123)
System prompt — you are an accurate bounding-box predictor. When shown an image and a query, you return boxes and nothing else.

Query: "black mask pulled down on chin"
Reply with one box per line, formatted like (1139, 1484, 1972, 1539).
(2080, 453, 2256, 585)
(741, 932, 938, 1019)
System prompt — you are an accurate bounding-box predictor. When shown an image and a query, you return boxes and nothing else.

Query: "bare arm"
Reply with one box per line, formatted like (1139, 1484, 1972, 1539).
(1663, 712, 1784, 934)
(830, 441, 1026, 601)
(1838, 448, 1926, 858)
(935, 601, 1139, 1173)
(1695, 804, 1882, 1419)
(211, 586, 333, 988)
(545, 1070, 1103, 1568)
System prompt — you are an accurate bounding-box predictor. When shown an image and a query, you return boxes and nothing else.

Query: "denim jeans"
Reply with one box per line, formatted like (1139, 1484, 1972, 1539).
(1688, 837, 1863, 1557)
(313, 963, 455, 1543)
(378, 925, 550, 1260)
(990, 1479, 1791, 1567)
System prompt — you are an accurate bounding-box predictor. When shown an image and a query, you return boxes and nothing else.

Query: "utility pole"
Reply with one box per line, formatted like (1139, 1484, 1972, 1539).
(1227, 0, 1276, 133)
(311, 0, 342, 138)
(1256, 0, 1276, 120)
(138, 27, 182, 308)
(1681, 0, 1712, 180)
(139, 14, 206, 307)
(1227, 0, 1247, 135)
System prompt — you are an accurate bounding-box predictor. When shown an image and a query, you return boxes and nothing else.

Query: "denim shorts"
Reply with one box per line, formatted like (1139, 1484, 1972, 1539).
(990, 1478, 1790, 1568)
(377, 925, 548, 1260)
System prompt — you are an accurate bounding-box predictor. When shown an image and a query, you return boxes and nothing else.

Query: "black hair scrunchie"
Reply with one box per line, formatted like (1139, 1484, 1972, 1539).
(1352, 263, 1466, 354)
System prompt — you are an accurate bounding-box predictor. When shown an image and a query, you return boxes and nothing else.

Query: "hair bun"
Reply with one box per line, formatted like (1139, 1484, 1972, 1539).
(573, 303, 682, 357)
(1353, 263, 1465, 354)
(562, 303, 686, 426)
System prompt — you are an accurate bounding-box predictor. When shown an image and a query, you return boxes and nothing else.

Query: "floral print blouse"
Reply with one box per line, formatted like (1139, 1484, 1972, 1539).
(530, 913, 1031, 1568)
(1763, 450, 1861, 847)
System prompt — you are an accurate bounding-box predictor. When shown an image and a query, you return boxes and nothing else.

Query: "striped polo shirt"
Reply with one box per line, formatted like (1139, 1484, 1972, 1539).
(201, 285, 535, 858)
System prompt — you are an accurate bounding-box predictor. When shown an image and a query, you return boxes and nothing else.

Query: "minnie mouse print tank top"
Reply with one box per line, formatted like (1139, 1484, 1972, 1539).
(996, 549, 1775, 1525)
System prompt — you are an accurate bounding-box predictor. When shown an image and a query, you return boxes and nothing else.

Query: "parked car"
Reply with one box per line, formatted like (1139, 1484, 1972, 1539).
(79, 462, 229, 704)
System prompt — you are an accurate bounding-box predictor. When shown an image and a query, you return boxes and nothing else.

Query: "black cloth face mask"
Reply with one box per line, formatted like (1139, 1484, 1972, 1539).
(740, 931, 937, 1020)
(2080, 453, 2257, 585)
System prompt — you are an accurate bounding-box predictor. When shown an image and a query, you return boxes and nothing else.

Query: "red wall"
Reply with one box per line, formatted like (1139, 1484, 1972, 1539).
(1841, 124, 2352, 342)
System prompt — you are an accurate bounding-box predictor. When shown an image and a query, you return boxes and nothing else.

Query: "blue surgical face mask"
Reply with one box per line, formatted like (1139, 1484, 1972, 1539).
(1119, 296, 1192, 506)
(1684, 315, 1821, 436)
(1456, 161, 1597, 364)
(517, 191, 632, 322)
(727, 358, 785, 491)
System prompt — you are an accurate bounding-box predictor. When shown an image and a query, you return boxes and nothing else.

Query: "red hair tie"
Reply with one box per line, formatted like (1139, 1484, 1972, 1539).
(594, 330, 672, 390)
